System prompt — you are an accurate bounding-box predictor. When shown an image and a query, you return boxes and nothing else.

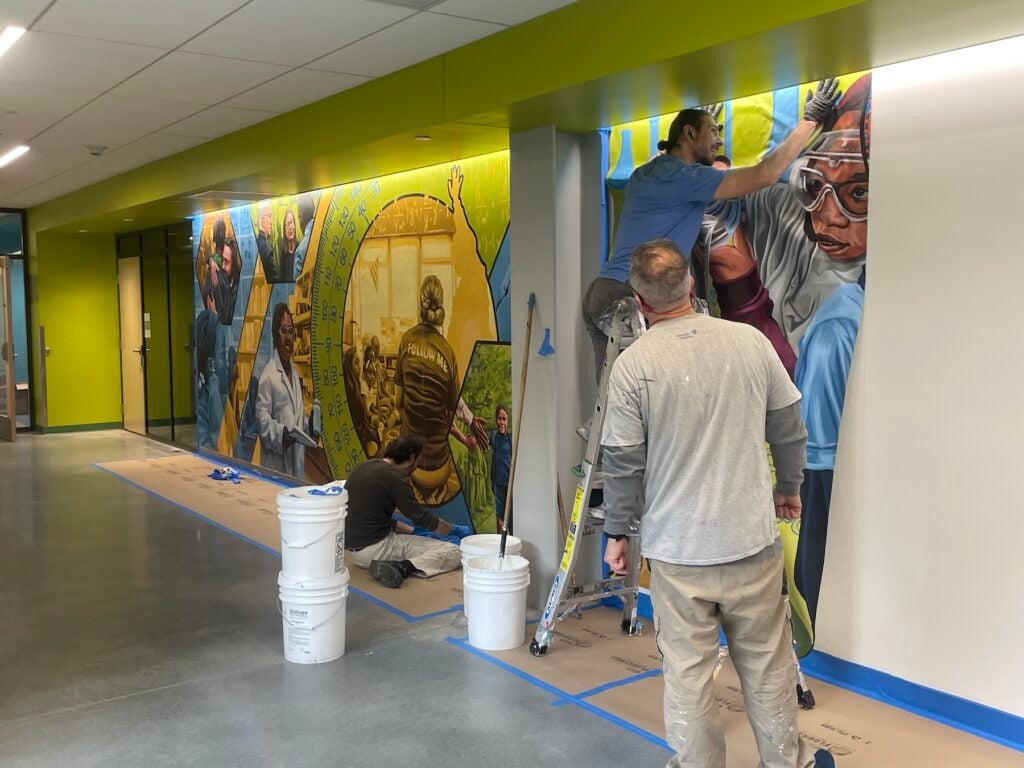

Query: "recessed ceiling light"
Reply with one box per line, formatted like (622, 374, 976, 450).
(414, 135, 432, 142)
(0, 145, 29, 168)
(122, 218, 134, 222)
(78, 229, 88, 233)
(0, 27, 25, 60)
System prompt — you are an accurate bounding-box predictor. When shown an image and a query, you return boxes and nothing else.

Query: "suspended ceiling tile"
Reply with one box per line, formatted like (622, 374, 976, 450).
(183, 0, 416, 66)
(0, 31, 166, 92)
(0, 0, 50, 28)
(63, 94, 207, 135)
(161, 105, 279, 138)
(429, 0, 575, 25)
(33, 0, 251, 50)
(112, 51, 289, 105)
(0, 82, 99, 125)
(0, 148, 92, 200)
(2, 162, 117, 208)
(0, 114, 56, 144)
(224, 68, 371, 112)
(309, 11, 503, 77)
(110, 133, 207, 159)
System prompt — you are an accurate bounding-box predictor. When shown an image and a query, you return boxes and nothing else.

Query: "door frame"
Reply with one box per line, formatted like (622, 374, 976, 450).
(0, 255, 15, 441)
(116, 254, 147, 435)
(0, 207, 33, 431)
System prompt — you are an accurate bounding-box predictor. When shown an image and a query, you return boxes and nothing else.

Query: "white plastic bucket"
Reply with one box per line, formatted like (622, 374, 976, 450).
(465, 555, 531, 651)
(460, 534, 523, 617)
(278, 570, 349, 664)
(277, 483, 347, 580)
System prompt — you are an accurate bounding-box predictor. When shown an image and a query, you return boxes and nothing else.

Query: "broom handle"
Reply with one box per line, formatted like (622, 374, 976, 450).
(500, 293, 535, 557)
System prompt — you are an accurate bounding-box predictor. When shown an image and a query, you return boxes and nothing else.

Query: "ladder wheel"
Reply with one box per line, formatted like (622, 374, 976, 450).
(797, 685, 816, 710)
(529, 639, 547, 657)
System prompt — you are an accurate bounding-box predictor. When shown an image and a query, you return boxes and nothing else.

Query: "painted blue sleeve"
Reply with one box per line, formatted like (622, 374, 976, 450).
(795, 316, 858, 470)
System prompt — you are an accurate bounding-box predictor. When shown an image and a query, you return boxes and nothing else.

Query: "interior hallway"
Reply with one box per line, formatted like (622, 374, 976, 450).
(0, 431, 670, 768)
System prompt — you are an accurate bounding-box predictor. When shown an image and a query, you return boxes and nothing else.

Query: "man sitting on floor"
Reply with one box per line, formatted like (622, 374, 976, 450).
(346, 434, 471, 588)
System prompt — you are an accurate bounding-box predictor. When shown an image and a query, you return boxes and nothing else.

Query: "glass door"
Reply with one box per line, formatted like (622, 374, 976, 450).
(0, 255, 15, 441)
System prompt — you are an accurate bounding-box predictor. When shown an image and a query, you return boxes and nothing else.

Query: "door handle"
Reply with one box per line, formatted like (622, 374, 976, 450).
(132, 346, 144, 353)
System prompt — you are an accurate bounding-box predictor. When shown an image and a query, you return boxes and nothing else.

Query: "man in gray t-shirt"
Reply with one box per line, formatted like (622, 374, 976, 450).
(601, 239, 833, 768)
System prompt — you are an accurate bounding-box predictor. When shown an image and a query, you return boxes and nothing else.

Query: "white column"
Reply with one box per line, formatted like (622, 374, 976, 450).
(510, 126, 604, 610)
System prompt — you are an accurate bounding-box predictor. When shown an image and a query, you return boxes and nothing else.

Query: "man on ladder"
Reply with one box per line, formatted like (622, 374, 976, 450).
(599, 240, 833, 768)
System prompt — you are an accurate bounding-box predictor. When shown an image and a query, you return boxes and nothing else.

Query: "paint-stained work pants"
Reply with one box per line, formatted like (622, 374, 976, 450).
(651, 540, 818, 768)
(350, 531, 461, 578)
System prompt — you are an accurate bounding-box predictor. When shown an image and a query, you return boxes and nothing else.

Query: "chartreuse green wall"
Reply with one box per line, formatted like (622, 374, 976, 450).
(29, 229, 121, 429)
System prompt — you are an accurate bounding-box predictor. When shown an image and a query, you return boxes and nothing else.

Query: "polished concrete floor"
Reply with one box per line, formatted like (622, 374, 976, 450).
(0, 431, 670, 768)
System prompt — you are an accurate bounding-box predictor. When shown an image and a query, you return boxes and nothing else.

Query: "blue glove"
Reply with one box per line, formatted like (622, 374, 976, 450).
(450, 524, 473, 540)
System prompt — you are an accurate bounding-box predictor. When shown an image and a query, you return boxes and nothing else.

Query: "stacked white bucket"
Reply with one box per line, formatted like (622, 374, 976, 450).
(461, 534, 530, 651)
(277, 482, 349, 664)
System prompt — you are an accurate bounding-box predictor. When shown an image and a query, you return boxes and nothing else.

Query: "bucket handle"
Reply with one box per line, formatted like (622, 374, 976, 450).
(278, 597, 346, 632)
(280, 523, 342, 551)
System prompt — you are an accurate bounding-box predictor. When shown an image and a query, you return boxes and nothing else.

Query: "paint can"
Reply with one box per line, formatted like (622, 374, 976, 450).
(277, 483, 347, 580)
(278, 570, 349, 664)
(460, 534, 523, 617)
(465, 555, 530, 651)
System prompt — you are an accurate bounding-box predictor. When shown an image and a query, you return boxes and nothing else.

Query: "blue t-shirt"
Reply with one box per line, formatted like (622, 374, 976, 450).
(601, 155, 727, 282)
(795, 281, 864, 470)
(491, 430, 512, 487)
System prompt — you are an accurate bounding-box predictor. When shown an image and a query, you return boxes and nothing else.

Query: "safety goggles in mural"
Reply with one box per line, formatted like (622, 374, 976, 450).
(789, 130, 869, 222)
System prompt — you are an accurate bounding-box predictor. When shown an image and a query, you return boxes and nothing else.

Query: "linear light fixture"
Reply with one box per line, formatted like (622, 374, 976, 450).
(0, 145, 29, 168)
(0, 26, 26, 59)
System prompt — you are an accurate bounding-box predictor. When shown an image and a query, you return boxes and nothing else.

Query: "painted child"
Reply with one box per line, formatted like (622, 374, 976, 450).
(490, 404, 512, 530)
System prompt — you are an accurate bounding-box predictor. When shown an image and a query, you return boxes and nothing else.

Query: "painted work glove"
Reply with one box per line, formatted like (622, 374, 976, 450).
(412, 526, 462, 545)
(803, 78, 842, 125)
(449, 524, 473, 540)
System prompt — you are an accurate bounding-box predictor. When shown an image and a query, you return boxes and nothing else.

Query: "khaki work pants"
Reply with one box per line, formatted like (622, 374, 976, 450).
(651, 540, 819, 768)
(350, 531, 461, 578)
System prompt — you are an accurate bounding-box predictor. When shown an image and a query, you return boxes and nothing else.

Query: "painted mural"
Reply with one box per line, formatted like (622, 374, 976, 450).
(607, 72, 871, 655)
(193, 152, 512, 532)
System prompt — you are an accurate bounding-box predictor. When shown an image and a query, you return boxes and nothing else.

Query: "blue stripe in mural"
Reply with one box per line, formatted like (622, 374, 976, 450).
(607, 129, 634, 190)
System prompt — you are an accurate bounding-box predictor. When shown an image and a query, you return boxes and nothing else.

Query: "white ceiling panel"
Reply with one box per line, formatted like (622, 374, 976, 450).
(30, 122, 152, 155)
(224, 68, 370, 112)
(429, 0, 575, 25)
(112, 51, 289, 105)
(309, 11, 503, 77)
(161, 105, 278, 139)
(2, 162, 117, 208)
(34, 0, 251, 50)
(0, 147, 92, 199)
(0, 114, 56, 144)
(0, 31, 166, 92)
(110, 132, 206, 159)
(0, 0, 50, 28)
(63, 94, 207, 135)
(183, 0, 416, 66)
(0, 82, 99, 124)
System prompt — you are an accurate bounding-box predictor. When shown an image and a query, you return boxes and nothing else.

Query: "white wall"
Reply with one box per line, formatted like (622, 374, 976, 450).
(816, 40, 1024, 717)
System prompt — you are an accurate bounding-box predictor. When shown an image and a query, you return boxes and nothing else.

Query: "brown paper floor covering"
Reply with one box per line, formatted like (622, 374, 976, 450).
(97, 454, 464, 619)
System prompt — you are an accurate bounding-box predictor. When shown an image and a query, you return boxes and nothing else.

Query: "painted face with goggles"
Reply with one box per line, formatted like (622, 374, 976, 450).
(790, 129, 868, 262)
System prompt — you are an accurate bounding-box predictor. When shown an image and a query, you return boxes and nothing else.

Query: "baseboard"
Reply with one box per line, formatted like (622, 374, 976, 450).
(36, 422, 122, 434)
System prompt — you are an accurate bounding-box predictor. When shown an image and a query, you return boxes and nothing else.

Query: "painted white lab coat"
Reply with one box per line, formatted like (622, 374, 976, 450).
(256, 348, 305, 478)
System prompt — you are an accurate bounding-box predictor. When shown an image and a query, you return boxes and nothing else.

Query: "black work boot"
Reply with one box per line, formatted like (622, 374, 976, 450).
(369, 559, 413, 588)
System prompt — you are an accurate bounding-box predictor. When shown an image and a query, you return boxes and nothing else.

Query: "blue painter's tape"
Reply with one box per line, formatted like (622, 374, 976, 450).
(801, 651, 1024, 753)
(446, 635, 670, 751)
(575, 668, 662, 700)
(92, 463, 281, 558)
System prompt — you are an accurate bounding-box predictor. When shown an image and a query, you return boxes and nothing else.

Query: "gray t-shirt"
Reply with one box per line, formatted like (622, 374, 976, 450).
(601, 313, 800, 565)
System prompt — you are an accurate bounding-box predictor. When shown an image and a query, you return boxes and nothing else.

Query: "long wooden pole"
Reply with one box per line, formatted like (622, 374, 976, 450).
(500, 293, 535, 558)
